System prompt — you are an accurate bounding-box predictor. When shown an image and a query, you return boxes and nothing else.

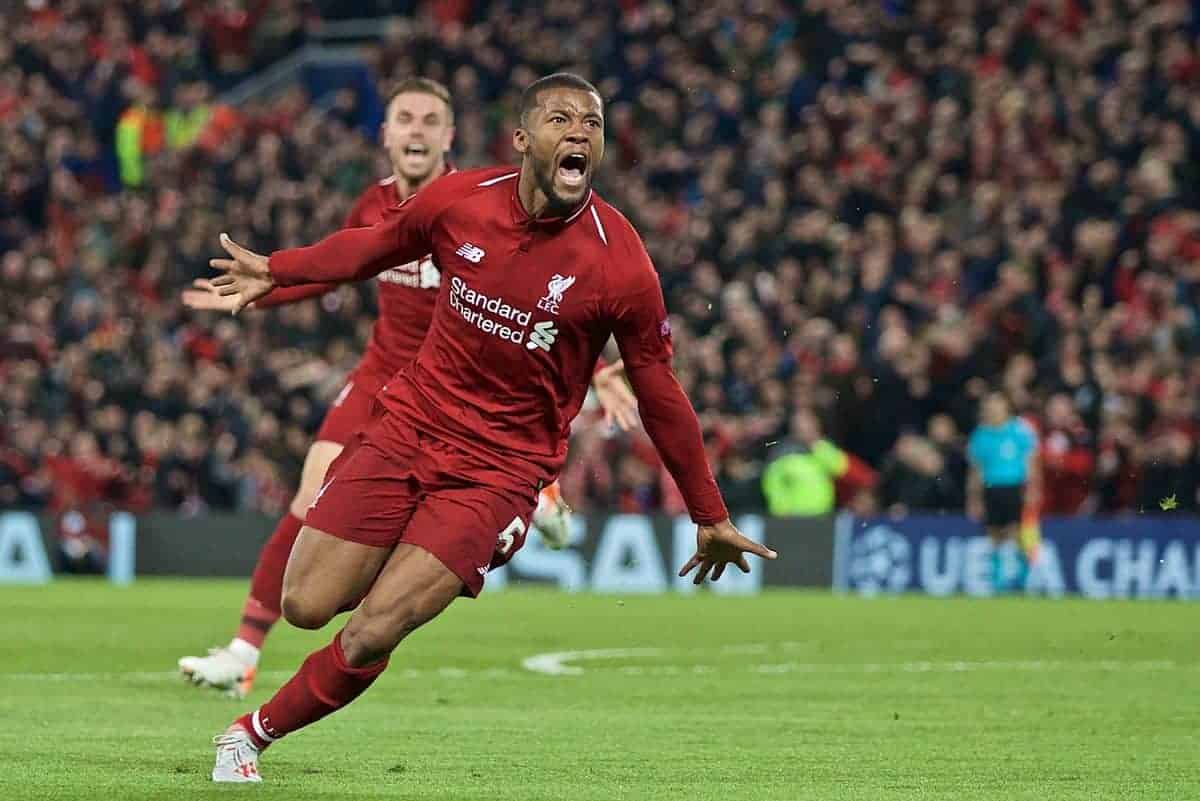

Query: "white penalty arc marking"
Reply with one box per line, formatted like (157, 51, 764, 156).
(519, 649, 1186, 677)
(521, 648, 665, 676)
(519, 642, 802, 675)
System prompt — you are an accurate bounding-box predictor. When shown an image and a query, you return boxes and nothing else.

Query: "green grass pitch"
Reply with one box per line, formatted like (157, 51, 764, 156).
(0, 579, 1194, 800)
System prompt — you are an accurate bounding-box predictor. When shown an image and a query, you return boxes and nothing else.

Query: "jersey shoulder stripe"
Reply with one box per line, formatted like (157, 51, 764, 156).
(589, 194, 642, 247)
(589, 204, 608, 246)
(477, 171, 519, 187)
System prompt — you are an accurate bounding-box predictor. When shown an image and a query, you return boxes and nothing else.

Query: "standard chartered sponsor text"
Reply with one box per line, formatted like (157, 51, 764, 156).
(449, 276, 532, 344)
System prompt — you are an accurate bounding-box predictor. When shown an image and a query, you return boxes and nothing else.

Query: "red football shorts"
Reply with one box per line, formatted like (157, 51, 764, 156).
(305, 412, 536, 597)
(313, 364, 390, 445)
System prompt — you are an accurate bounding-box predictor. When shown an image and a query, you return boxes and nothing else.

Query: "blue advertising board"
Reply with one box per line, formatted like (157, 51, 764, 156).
(834, 514, 1200, 599)
(0, 511, 134, 585)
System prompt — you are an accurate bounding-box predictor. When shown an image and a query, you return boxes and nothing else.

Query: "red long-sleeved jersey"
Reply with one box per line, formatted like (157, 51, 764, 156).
(269, 166, 728, 524)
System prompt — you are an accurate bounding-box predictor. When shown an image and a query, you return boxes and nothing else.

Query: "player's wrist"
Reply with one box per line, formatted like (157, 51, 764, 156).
(266, 251, 296, 287)
(690, 502, 730, 527)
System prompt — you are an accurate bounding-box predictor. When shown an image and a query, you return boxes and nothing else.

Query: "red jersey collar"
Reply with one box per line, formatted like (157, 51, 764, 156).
(509, 177, 593, 229)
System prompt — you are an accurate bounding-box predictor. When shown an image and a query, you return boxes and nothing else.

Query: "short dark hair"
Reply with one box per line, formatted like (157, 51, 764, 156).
(389, 77, 454, 122)
(519, 72, 602, 127)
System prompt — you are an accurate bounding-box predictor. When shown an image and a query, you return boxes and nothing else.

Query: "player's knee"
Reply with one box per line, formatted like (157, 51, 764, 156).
(280, 591, 335, 630)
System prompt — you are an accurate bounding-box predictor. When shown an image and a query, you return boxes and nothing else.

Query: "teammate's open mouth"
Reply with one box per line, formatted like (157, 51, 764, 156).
(557, 153, 588, 188)
(404, 144, 429, 156)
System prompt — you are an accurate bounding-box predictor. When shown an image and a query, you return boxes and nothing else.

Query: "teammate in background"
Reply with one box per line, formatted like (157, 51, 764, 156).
(966, 391, 1041, 592)
(204, 72, 776, 783)
(177, 77, 638, 699)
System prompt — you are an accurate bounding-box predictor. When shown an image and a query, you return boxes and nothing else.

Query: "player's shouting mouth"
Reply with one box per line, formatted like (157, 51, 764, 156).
(557, 151, 589, 190)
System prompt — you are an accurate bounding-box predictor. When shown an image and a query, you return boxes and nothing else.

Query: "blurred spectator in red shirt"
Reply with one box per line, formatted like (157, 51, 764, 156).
(1036, 394, 1095, 515)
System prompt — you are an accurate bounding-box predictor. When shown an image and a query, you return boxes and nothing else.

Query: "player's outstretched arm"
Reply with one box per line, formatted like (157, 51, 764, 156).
(591, 359, 639, 432)
(268, 174, 459, 287)
(623, 360, 777, 582)
(604, 212, 777, 580)
(199, 183, 406, 313)
(209, 221, 409, 312)
(212, 171, 458, 307)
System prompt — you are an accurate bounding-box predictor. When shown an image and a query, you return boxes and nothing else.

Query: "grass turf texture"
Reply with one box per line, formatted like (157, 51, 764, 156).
(0, 580, 1194, 801)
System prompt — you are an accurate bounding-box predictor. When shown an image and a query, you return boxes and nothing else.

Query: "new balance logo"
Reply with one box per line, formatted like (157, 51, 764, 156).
(526, 320, 559, 352)
(455, 243, 486, 263)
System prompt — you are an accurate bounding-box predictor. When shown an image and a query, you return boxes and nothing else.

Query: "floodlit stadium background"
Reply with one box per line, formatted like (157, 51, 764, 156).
(3, 1, 1200, 590)
(2, 4, 1199, 800)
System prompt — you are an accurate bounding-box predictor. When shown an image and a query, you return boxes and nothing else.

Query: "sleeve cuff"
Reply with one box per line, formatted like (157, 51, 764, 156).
(267, 250, 304, 287)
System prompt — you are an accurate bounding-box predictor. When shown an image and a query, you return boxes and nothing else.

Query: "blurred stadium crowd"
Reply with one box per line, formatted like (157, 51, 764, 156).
(2, 0, 1199, 523)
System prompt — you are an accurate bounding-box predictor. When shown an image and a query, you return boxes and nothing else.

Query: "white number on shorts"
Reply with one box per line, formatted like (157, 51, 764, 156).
(496, 516, 525, 555)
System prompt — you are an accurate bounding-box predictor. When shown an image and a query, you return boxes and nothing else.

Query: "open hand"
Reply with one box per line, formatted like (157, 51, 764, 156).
(592, 359, 639, 432)
(678, 518, 777, 584)
(209, 233, 274, 313)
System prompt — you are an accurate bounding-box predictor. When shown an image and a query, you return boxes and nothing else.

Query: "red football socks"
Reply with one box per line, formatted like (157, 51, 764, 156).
(236, 512, 303, 647)
(235, 633, 381, 753)
(239, 631, 388, 749)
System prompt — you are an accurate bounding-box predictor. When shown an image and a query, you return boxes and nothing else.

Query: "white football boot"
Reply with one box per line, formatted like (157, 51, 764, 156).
(532, 482, 573, 550)
(212, 725, 262, 783)
(179, 647, 256, 698)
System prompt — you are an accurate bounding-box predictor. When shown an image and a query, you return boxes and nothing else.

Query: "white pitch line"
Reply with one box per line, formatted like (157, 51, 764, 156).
(3, 658, 1185, 683)
(748, 659, 1182, 675)
(519, 648, 1186, 676)
(520, 647, 665, 676)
